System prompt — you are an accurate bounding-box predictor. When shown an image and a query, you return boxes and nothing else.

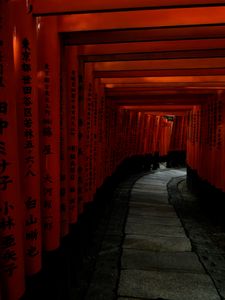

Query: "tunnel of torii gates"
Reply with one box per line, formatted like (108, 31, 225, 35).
(1, 0, 225, 299)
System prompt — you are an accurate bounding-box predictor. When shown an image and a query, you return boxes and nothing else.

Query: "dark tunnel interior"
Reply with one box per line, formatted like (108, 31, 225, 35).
(1, 1, 225, 299)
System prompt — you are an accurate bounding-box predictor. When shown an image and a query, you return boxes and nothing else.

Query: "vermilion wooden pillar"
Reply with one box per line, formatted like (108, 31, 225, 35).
(134, 112, 139, 154)
(170, 115, 186, 153)
(149, 115, 155, 154)
(182, 115, 187, 151)
(145, 114, 151, 154)
(81, 63, 92, 204)
(12, 0, 42, 275)
(186, 111, 193, 169)
(96, 84, 106, 188)
(77, 60, 85, 214)
(153, 115, 160, 155)
(95, 81, 101, 189)
(102, 87, 107, 182)
(210, 93, 224, 190)
(204, 102, 211, 181)
(0, 2, 25, 299)
(138, 112, 144, 155)
(192, 108, 197, 171)
(217, 92, 225, 191)
(64, 46, 79, 224)
(60, 46, 69, 237)
(209, 99, 214, 184)
(221, 93, 225, 192)
(159, 117, 173, 157)
(37, 16, 60, 250)
(199, 105, 204, 178)
(92, 79, 100, 196)
(109, 103, 116, 172)
(104, 101, 109, 177)
(84, 63, 95, 203)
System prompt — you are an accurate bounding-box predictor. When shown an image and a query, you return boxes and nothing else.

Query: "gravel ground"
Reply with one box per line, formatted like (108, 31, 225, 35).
(168, 175, 225, 300)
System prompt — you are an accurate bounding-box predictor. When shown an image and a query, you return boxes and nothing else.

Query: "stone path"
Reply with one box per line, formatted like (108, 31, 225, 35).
(22, 168, 225, 300)
(118, 169, 221, 300)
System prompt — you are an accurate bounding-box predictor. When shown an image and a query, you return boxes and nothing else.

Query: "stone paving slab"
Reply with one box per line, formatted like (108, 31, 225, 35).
(117, 298, 143, 300)
(132, 191, 168, 197)
(118, 298, 142, 300)
(145, 178, 171, 184)
(134, 183, 164, 187)
(132, 184, 166, 193)
(147, 190, 168, 195)
(121, 249, 205, 273)
(132, 188, 168, 193)
(130, 196, 169, 205)
(132, 186, 167, 192)
(128, 206, 178, 218)
(134, 183, 167, 187)
(118, 298, 145, 300)
(126, 215, 182, 226)
(131, 191, 167, 196)
(133, 186, 167, 191)
(125, 222, 186, 237)
(131, 187, 167, 197)
(147, 177, 171, 181)
(123, 234, 192, 252)
(130, 199, 170, 206)
(118, 269, 220, 300)
(132, 184, 167, 189)
(146, 194, 169, 199)
(129, 202, 175, 212)
(133, 181, 164, 184)
(131, 193, 168, 199)
(131, 191, 168, 197)
(130, 197, 169, 205)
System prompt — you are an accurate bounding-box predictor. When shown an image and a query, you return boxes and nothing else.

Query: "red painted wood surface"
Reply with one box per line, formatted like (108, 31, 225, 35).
(37, 16, 60, 251)
(64, 46, 79, 224)
(12, 0, 42, 276)
(0, 2, 25, 300)
(2, 1, 225, 298)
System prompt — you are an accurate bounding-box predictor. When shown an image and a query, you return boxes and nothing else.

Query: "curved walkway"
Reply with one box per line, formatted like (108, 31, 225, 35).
(22, 168, 225, 300)
(117, 169, 221, 300)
